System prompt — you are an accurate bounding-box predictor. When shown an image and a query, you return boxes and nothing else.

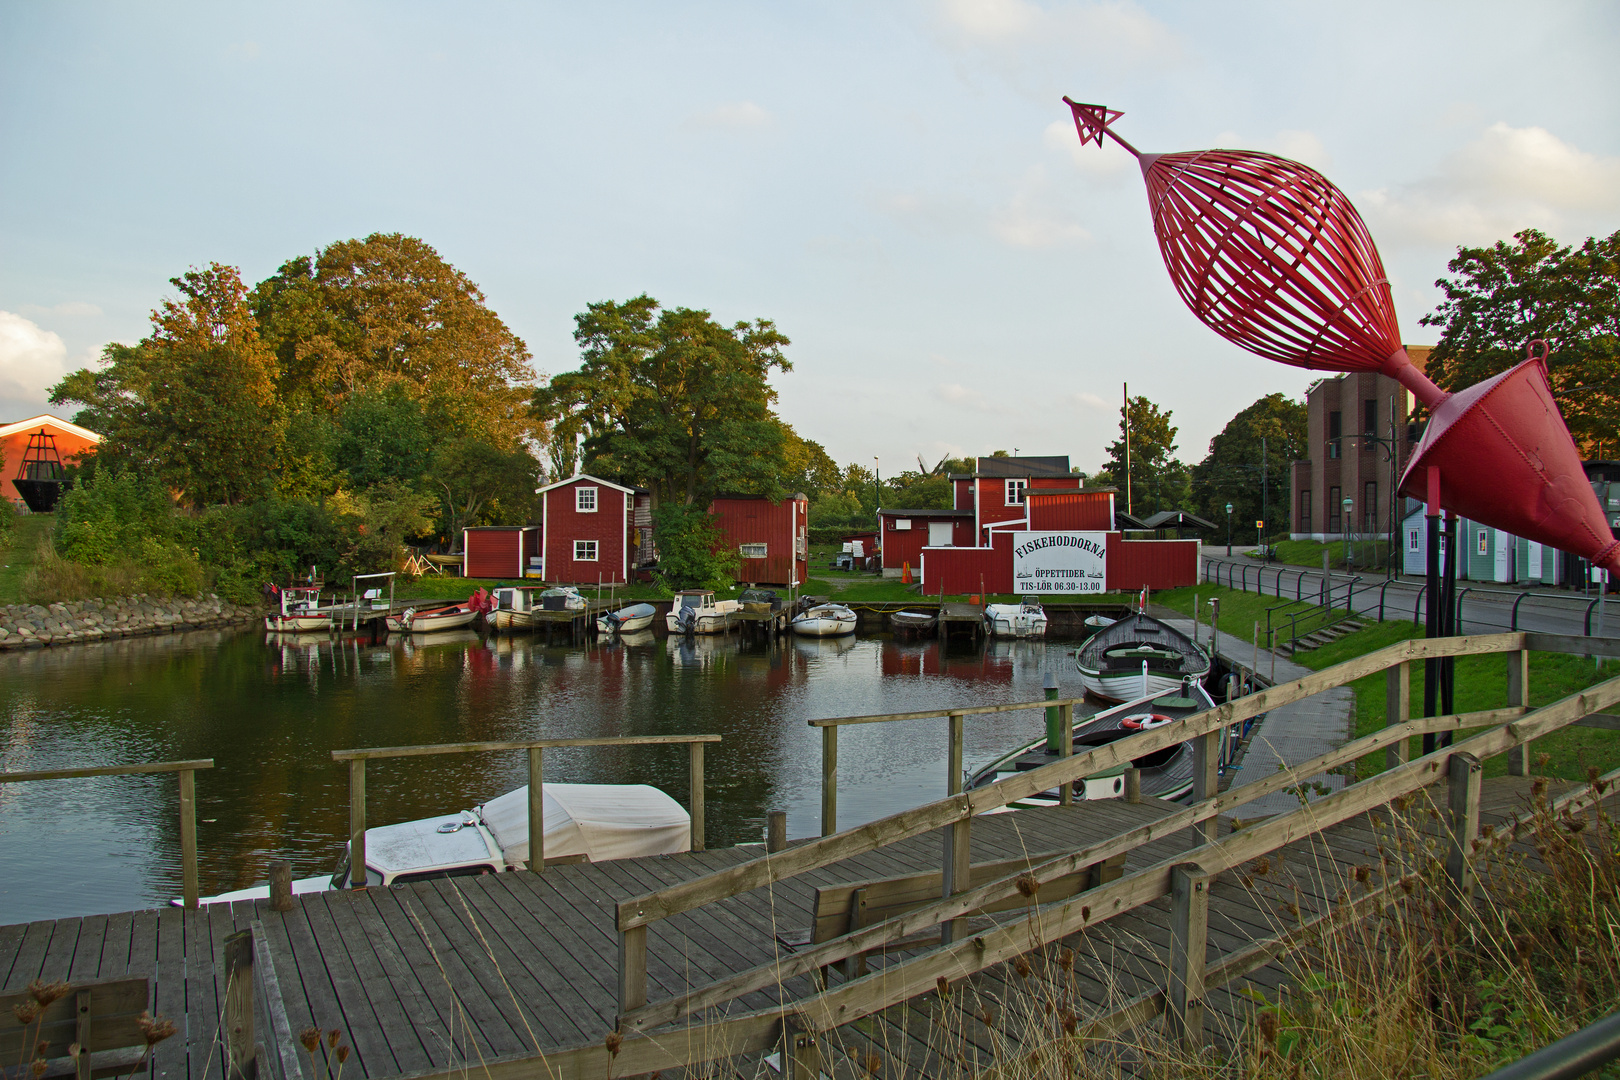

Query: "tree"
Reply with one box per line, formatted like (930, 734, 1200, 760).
(251, 234, 537, 447)
(652, 502, 739, 590)
(1105, 395, 1188, 516)
(51, 263, 284, 507)
(335, 382, 434, 489)
(781, 427, 841, 499)
(1420, 228, 1620, 452)
(1189, 393, 1307, 543)
(427, 437, 541, 551)
(535, 295, 792, 507)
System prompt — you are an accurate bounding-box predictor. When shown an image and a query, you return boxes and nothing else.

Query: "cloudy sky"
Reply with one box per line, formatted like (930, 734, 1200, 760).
(3, 1, 1616, 476)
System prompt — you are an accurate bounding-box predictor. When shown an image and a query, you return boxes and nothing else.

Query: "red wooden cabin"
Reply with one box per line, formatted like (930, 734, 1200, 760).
(877, 509, 973, 577)
(537, 474, 640, 585)
(709, 494, 809, 586)
(462, 526, 541, 580)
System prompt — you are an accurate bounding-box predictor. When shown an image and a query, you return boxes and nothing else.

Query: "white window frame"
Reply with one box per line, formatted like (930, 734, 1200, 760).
(576, 486, 599, 513)
(893, 519, 912, 531)
(1408, 529, 1419, 553)
(574, 540, 598, 562)
(1005, 478, 1027, 506)
(1477, 529, 1488, 556)
(739, 542, 768, 559)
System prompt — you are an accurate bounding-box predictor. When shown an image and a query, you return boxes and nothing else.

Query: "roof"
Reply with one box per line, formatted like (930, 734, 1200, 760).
(877, 508, 972, 517)
(1139, 510, 1219, 531)
(535, 472, 636, 496)
(1025, 486, 1117, 497)
(948, 455, 1072, 480)
(0, 413, 101, 443)
(711, 492, 810, 503)
(1113, 512, 1153, 530)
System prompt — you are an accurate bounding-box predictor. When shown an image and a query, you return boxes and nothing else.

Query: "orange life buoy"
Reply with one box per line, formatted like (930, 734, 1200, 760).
(1120, 712, 1173, 730)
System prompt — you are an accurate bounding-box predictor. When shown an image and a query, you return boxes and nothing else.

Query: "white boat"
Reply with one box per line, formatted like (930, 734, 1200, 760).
(791, 602, 857, 637)
(538, 586, 587, 611)
(983, 598, 1047, 638)
(386, 602, 480, 634)
(190, 782, 691, 905)
(1076, 611, 1211, 702)
(598, 602, 656, 635)
(265, 585, 331, 633)
(488, 586, 544, 632)
(666, 589, 740, 635)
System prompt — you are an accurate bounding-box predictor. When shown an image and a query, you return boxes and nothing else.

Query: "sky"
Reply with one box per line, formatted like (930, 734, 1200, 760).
(2, 1, 1617, 478)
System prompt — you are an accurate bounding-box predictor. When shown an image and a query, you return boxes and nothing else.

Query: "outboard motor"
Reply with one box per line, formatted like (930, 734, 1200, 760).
(676, 605, 697, 636)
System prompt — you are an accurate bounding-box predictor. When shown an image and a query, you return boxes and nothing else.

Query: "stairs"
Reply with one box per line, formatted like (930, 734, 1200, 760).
(1279, 618, 1366, 656)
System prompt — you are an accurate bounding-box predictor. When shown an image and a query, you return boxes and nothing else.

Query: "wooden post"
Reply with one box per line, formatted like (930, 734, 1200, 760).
(767, 809, 787, 853)
(1058, 702, 1073, 806)
(74, 989, 92, 1080)
(224, 928, 258, 1080)
(781, 1014, 822, 1080)
(1385, 660, 1411, 770)
(618, 925, 648, 1014)
(942, 711, 970, 945)
(1124, 766, 1141, 804)
(349, 758, 366, 889)
(528, 747, 545, 870)
(268, 861, 294, 912)
(1165, 862, 1209, 1049)
(1191, 730, 1219, 843)
(1506, 650, 1531, 776)
(821, 725, 838, 837)
(1446, 751, 1483, 905)
(179, 767, 199, 909)
(689, 741, 706, 852)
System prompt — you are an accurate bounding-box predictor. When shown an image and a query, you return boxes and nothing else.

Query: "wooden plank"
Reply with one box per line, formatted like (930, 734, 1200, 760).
(181, 906, 221, 1080)
(398, 881, 528, 1060)
(331, 735, 720, 761)
(0, 977, 150, 1059)
(0, 760, 214, 783)
(223, 930, 255, 1080)
(358, 886, 479, 1067)
(36, 917, 82, 984)
(66, 915, 108, 985)
(96, 912, 134, 981)
(148, 906, 187, 1080)
(1446, 753, 1483, 903)
(321, 888, 437, 1072)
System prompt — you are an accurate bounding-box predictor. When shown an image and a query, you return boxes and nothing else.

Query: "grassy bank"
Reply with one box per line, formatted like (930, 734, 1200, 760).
(1263, 537, 1392, 570)
(0, 514, 54, 605)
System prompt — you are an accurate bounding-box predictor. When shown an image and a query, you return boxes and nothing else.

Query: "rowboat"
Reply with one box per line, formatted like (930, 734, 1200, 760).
(888, 610, 937, 636)
(791, 602, 857, 637)
(983, 598, 1047, 637)
(386, 602, 479, 634)
(1075, 611, 1211, 702)
(967, 680, 1217, 806)
(597, 602, 656, 635)
(265, 585, 331, 633)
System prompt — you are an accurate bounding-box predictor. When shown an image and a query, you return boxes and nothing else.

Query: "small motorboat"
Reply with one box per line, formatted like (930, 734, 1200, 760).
(666, 590, 740, 635)
(983, 598, 1047, 638)
(488, 586, 545, 632)
(1076, 611, 1211, 702)
(967, 679, 1218, 807)
(386, 602, 479, 634)
(791, 602, 857, 637)
(598, 602, 656, 635)
(889, 610, 937, 637)
(265, 585, 331, 633)
(1084, 614, 1117, 632)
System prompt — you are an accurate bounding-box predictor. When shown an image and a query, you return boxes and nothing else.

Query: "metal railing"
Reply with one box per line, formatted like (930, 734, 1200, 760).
(329, 734, 719, 885)
(1476, 1007, 1620, 1080)
(0, 758, 214, 908)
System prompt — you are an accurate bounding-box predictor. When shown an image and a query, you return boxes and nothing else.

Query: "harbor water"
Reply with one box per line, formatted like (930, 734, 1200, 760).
(0, 625, 1106, 925)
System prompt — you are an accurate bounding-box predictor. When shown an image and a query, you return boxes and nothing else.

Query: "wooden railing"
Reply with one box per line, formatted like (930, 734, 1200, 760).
(0, 758, 214, 908)
(574, 631, 1620, 1078)
(329, 734, 719, 887)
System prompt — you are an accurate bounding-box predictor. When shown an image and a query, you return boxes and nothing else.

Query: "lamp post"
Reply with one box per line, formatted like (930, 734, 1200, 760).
(1225, 502, 1233, 556)
(873, 457, 880, 573)
(1343, 496, 1354, 570)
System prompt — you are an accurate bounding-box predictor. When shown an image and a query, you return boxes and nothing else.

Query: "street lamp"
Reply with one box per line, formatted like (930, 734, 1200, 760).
(1225, 502, 1233, 556)
(1343, 496, 1354, 570)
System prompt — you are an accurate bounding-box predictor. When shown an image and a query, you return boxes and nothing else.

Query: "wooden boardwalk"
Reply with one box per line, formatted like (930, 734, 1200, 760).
(0, 775, 1581, 1080)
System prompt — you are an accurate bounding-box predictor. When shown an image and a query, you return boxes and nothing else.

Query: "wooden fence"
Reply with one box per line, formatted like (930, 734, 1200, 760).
(330, 734, 720, 886)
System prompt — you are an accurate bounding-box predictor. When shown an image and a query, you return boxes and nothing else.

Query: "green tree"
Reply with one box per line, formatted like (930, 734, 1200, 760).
(427, 437, 541, 551)
(51, 263, 284, 507)
(781, 427, 841, 499)
(335, 382, 434, 488)
(1105, 395, 1188, 516)
(535, 295, 792, 507)
(1189, 393, 1307, 543)
(653, 502, 739, 590)
(1420, 228, 1620, 452)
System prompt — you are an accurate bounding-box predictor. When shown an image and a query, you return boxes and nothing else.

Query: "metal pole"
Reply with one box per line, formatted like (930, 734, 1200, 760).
(1260, 436, 1268, 553)
(1123, 382, 1133, 516)
(1440, 512, 1459, 743)
(1423, 492, 1441, 755)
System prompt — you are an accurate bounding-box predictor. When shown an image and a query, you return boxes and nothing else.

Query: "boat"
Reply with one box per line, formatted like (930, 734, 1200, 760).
(597, 602, 656, 635)
(488, 586, 545, 632)
(1084, 614, 1116, 632)
(265, 585, 332, 633)
(967, 679, 1218, 807)
(386, 602, 480, 634)
(983, 598, 1048, 638)
(666, 589, 740, 635)
(538, 586, 587, 612)
(738, 588, 782, 615)
(790, 602, 857, 637)
(190, 782, 692, 905)
(889, 610, 937, 637)
(1075, 611, 1211, 702)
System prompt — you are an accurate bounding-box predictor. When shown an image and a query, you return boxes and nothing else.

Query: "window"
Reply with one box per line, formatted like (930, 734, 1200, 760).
(1477, 529, 1489, 556)
(739, 543, 767, 559)
(574, 540, 598, 561)
(1005, 478, 1027, 505)
(1408, 529, 1419, 553)
(1299, 489, 1311, 532)
(1327, 486, 1341, 533)
(1363, 482, 1378, 532)
(893, 519, 912, 531)
(1328, 410, 1342, 459)
(1364, 399, 1378, 436)
(575, 486, 598, 513)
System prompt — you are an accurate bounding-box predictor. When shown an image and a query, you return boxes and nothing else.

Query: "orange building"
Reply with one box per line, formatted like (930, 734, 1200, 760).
(0, 414, 101, 507)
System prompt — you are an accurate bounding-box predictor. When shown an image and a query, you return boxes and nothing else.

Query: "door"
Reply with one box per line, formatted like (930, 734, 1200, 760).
(1528, 542, 1542, 580)
(928, 521, 954, 547)
(1494, 530, 1511, 582)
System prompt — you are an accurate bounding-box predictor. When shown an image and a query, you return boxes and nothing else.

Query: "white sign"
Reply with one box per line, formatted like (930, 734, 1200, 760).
(1011, 531, 1108, 594)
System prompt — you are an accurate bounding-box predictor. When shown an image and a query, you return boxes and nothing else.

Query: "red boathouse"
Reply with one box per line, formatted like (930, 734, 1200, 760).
(709, 494, 810, 586)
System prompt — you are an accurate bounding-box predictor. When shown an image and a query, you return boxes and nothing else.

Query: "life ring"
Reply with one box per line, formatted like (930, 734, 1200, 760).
(1120, 712, 1173, 730)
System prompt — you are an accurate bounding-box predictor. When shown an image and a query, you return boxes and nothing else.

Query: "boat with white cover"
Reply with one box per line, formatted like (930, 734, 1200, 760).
(1075, 610, 1211, 702)
(790, 602, 857, 637)
(983, 598, 1048, 638)
(265, 585, 331, 633)
(666, 589, 740, 635)
(597, 602, 657, 635)
(190, 782, 691, 904)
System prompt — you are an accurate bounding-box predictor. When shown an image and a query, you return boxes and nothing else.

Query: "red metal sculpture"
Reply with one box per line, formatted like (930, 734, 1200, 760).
(1064, 99, 1620, 571)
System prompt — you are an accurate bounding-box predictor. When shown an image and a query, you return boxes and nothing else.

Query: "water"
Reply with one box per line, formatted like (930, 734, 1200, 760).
(0, 626, 1100, 925)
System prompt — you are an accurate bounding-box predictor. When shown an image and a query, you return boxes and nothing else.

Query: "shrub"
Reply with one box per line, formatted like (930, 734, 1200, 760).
(652, 503, 738, 591)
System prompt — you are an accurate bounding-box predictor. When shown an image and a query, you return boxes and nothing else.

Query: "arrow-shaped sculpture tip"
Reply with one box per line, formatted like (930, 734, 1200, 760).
(1062, 98, 1138, 156)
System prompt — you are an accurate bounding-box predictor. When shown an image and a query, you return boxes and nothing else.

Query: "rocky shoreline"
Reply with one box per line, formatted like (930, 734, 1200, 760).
(0, 594, 263, 648)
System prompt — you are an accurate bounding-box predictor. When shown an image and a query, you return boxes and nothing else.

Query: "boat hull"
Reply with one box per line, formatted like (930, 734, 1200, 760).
(1076, 667, 1201, 703)
(387, 608, 479, 634)
(984, 613, 1048, 637)
(487, 609, 534, 632)
(665, 612, 736, 634)
(791, 616, 856, 637)
(599, 612, 655, 634)
(265, 614, 331, 633)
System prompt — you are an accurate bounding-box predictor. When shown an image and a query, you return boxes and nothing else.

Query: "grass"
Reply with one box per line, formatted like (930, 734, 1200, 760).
(0, 513, 53, 605)
(1155, 583, 1355, 650)
(1264, 537, 1393, 571)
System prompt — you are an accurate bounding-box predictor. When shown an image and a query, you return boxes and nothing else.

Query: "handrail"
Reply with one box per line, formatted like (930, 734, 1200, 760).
(1475, 1007, 1620, 1080)
(0, 758, 214, 908)
(331, 734, 720, 880)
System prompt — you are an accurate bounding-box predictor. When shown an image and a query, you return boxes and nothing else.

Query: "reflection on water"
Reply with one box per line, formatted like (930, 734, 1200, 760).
(0, 626, 1096, 924)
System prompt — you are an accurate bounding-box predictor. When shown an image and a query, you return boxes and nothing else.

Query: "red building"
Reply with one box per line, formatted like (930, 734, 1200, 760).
(949, 456, 1087, 545)
(462, 526, 541, 580)
(537, 474, 647, 585)
(877, 509, 973, 577)
(0, 414, 100, 507)
(709, 494, 809, 586)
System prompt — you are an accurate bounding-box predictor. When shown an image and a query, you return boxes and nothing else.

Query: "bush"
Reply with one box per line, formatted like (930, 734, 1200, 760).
(54, 471, 181, 564)
(653, 503, 739, 591)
